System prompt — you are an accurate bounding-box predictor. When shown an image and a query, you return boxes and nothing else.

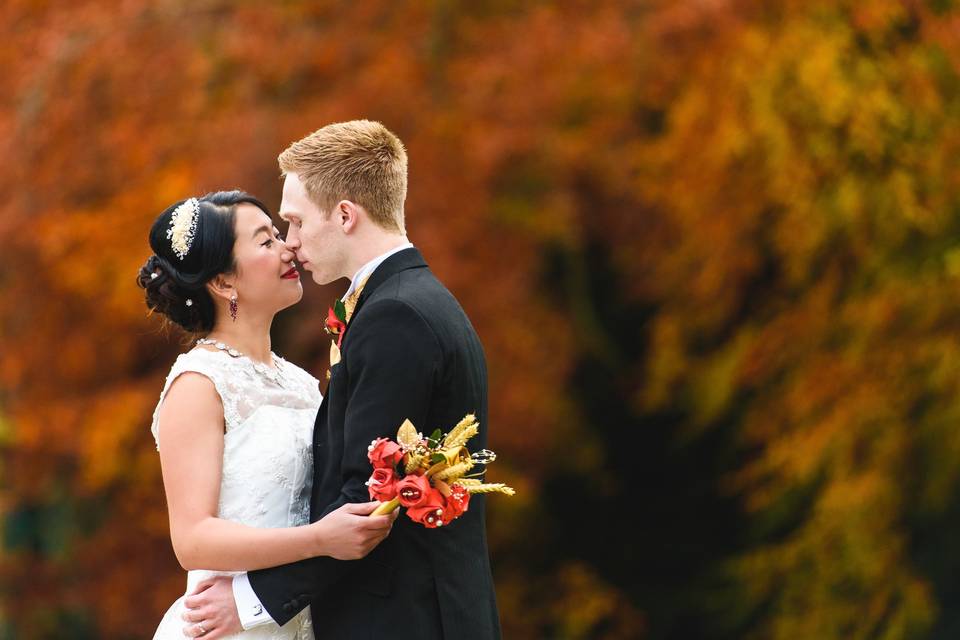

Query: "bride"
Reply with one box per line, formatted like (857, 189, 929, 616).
(137, 191, 396, 639)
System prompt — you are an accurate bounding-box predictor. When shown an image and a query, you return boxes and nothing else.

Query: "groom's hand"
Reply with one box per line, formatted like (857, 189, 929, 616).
(181, 576, 242, 638)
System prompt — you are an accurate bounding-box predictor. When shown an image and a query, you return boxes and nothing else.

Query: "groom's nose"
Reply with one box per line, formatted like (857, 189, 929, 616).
(284, 228, 301, 249)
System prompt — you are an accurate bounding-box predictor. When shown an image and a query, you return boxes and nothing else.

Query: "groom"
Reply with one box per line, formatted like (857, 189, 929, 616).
(180, 120, 502, 639)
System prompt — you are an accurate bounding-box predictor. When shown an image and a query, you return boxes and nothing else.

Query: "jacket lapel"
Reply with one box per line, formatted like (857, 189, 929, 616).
(313, 247, 428, 516)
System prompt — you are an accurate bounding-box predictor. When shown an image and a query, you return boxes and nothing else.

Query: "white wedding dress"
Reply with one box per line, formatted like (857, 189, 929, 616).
(150, 347, 321, 639)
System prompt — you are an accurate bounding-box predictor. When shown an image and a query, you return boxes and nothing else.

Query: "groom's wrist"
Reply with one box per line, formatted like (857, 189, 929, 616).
(233, 573, 275, 629)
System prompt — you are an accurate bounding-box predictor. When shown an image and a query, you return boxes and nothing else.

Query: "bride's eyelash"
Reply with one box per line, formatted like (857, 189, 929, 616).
(261, 229, 285, 247)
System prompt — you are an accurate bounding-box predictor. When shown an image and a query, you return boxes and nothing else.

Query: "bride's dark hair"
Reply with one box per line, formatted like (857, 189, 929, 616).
(137, 190, 270, 333)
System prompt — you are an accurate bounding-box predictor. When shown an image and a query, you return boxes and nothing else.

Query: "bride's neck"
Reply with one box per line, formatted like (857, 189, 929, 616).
(204, 313, 275, 365)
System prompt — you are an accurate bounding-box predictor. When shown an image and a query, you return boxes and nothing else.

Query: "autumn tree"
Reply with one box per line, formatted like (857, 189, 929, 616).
(4, 1, 960, 638)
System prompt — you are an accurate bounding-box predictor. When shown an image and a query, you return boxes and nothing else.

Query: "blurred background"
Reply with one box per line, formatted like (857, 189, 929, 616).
(5, 0, 960, 637)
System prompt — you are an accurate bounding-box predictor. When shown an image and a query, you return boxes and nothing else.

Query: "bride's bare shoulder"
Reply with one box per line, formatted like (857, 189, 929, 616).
(159, 366, 224, 424)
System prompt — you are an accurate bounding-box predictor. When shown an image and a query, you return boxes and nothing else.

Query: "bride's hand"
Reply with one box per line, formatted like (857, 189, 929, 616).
(312, 501, 398, 560)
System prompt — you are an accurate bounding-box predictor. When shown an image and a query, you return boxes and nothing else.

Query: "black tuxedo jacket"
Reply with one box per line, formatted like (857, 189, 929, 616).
(248, 248, 502, 639)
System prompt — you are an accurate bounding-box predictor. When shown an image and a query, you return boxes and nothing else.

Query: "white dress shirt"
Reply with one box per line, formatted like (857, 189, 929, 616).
(340, 241, 415, 303)
(233, 241, 415, 629)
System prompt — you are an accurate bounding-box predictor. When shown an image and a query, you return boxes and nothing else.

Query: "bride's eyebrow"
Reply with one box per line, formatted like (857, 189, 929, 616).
(251, 225, 271, 239)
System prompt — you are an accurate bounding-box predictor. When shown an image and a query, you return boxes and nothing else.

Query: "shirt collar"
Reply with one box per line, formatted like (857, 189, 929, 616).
(341, 242, 415, 301)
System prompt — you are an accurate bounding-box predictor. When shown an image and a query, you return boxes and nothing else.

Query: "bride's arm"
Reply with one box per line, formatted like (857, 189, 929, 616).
(156, 372, 394, 572)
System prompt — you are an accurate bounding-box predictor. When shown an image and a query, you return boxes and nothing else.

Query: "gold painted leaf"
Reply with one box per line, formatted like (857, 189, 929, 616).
(396, 419, 420, 448)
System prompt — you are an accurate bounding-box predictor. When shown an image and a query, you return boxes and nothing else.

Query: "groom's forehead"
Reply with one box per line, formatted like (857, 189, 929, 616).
(279, 187, 310, 221)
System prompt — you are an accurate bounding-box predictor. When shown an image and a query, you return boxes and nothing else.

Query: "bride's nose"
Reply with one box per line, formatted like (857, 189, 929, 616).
(281, 246, 296, 263)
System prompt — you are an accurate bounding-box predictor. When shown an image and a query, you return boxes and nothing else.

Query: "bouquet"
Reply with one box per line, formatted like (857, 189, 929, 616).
(366, 414, 515, 528)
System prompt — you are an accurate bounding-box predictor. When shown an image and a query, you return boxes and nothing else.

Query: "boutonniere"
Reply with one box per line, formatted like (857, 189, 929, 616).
(325, 299, 347, 348)
(325, 280, 368, 379)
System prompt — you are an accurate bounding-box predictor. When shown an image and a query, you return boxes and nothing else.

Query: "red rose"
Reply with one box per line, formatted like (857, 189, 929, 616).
(366, 467, 398, 502)
(325, 307, 346, 348)
(441, 484, 471, 524)
(407, 487, 448, 528)
(396, 473, 432, 508)
(368, 437, 404, 469)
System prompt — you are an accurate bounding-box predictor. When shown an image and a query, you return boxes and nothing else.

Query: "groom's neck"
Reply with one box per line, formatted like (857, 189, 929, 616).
(344, 232, 410, 282)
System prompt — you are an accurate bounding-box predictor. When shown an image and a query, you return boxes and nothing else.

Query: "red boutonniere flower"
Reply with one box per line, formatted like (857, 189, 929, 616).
(325, 299, 347, 348)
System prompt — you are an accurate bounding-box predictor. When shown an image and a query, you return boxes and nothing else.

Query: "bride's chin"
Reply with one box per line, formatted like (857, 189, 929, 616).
(283, 288, 304, 308)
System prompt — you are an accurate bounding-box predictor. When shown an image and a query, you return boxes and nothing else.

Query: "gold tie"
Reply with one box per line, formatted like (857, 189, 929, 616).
(343, 275, 370, 323)
(328, 276, 371, 374)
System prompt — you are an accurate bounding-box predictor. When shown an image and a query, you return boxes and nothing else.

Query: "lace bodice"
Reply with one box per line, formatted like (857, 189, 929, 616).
(151, 348, 321, 639)
(150, 347, 321, 528)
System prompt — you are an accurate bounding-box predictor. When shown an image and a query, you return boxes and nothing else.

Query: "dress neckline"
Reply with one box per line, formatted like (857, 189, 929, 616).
(192, 345, 280, 370)
(190, 346, 287, 386)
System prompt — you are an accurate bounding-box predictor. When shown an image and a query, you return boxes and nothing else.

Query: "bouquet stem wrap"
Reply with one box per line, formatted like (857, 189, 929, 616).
(372, 496, 401, 516)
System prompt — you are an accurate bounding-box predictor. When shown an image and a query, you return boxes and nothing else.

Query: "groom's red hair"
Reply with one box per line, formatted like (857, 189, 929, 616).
(278, 120, 408, 233)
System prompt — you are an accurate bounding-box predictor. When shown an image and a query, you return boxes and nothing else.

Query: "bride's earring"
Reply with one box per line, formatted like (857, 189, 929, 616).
(230, 294, 238, 322)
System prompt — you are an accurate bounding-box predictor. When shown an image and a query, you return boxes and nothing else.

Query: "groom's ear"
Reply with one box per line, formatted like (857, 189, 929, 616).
(337, 200, 360, 234)
(206, 275, 235, 302)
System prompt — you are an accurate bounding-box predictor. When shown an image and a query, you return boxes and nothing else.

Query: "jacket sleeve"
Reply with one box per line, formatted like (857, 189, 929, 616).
(246, 297, 442, 625)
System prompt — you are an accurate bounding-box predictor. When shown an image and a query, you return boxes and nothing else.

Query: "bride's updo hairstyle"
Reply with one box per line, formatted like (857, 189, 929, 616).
(137, 190, 270, 333)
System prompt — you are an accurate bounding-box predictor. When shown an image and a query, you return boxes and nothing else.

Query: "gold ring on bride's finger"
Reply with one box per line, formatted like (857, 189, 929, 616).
(196, 621, 208, 635)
